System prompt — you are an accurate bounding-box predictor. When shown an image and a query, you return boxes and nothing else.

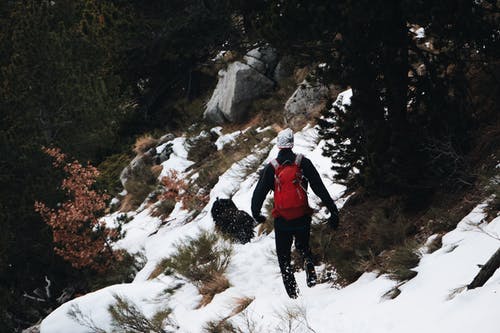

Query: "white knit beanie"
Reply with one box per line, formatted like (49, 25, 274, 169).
(277, 128, 294, 149)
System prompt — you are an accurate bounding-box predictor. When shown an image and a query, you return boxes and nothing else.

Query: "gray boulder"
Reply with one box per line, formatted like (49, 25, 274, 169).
(204, 46, 279, 124)
(156, 142, 173, 164)
(244, 46, 278, 76)
(158, 133, 175, 145)
(204, 61, 274, 124)
(119, 154, 151, 188)
(284, 79, 329, 128)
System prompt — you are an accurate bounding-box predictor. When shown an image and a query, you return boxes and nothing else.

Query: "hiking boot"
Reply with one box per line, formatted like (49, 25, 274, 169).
(285, 281, 300, 299)
(304, 259, 317, 287)
(282, 271, 300, 298)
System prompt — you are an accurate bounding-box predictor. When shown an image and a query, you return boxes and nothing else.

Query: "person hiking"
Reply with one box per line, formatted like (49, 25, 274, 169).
(251, 128, 339, 298)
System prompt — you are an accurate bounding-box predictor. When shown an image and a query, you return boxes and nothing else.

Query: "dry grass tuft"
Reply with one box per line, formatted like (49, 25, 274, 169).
(133, 134, 159, 155)
(230, 296, 254, 316)
(198, 273, 231, 308)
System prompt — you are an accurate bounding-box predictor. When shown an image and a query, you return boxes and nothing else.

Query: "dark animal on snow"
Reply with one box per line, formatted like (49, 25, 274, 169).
(211, 198, 256, 244)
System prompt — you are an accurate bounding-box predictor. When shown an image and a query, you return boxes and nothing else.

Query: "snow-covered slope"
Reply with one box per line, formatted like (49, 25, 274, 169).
(40, 123, 500, 333)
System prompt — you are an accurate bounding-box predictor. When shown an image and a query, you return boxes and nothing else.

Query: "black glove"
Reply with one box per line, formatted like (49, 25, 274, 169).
(328, 210, 339, 230)
(254, 215, 266, 224)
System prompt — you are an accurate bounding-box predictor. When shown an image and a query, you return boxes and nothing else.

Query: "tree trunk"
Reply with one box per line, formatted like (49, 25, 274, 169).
(467, 247, 500, 289)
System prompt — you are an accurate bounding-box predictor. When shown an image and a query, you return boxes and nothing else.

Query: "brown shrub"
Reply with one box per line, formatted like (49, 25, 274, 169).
(158, 170, 208, 214)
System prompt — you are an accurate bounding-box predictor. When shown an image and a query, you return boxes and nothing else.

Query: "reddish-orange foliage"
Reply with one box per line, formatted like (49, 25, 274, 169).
(159, 170, 187, 203)
(159, 171, 208, 211)
(35, 147, 122, 273)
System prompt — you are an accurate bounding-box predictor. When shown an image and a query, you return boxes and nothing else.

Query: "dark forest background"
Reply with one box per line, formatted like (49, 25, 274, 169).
(0, 0, 498, 331)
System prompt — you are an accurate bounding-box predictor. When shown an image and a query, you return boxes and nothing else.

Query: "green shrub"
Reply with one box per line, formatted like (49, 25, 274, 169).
(149, 231, 232, 284)
(192, 127, 275, 191)
(87, 251, 147, 291)
(310, 226, 362, 283)
(96, 153, 132, 197)
(426, 207, 460, 234)
(151, 199, 177, 220)
(121, 157, 157, 210)
(149, 231, 232, 308)
(187, 133, 217, 164)
(384, 242, 421, 282)
(308, 199, 419, 284)
(170, 97, 207, 130)
(107, 294, 177, 333)
(203, 319, 239, 333)
(123, 179, 156, 209)
(115, 213, 133, 225)
(365, 207, 413, 253)
(485, 177, 500, 222)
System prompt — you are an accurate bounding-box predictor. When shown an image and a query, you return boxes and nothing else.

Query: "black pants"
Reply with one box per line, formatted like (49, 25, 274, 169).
(274, 216, 312, 295)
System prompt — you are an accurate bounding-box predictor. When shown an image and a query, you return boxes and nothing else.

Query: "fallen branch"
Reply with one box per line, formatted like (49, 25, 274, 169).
(468, 247, 500, 289)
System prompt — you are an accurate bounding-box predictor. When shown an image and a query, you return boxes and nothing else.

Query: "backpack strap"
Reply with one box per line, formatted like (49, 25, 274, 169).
(270, 159, 280, 171)
(295, 154, 303, 167)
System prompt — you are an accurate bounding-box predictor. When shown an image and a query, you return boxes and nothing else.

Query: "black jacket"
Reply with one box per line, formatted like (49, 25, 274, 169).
(251, 149, 338, 222)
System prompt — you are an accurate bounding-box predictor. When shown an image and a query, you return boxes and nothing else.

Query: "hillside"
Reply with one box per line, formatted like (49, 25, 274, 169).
(39, 116, 500, 332)
(2, 2, 498, 332)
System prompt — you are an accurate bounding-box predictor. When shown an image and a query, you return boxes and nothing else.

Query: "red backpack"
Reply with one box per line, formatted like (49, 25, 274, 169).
(270, 154, 312, 220)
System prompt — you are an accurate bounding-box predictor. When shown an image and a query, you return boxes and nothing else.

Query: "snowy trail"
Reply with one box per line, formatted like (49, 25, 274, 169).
(40, 123, 500, 333)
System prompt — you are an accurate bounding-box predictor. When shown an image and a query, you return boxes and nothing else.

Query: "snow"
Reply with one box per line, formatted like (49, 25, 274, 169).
(335, 88, 353, 108)
(410, 26, 426, 39)
(41, 122, 500, 333)
(415, 27, 425, 39)
(158, 137, 193, 179)
(212, 126, 250, 151)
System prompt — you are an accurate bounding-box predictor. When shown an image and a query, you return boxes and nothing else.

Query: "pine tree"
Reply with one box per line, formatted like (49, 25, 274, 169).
(0, 0, 130, 328)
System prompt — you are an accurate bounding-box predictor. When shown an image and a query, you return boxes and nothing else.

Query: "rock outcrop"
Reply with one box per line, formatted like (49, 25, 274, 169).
(204, 46, 278, 124)
(284, 79, 329, 129)
(244, 46, 278, 77)
(120, 142, 173, 189)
